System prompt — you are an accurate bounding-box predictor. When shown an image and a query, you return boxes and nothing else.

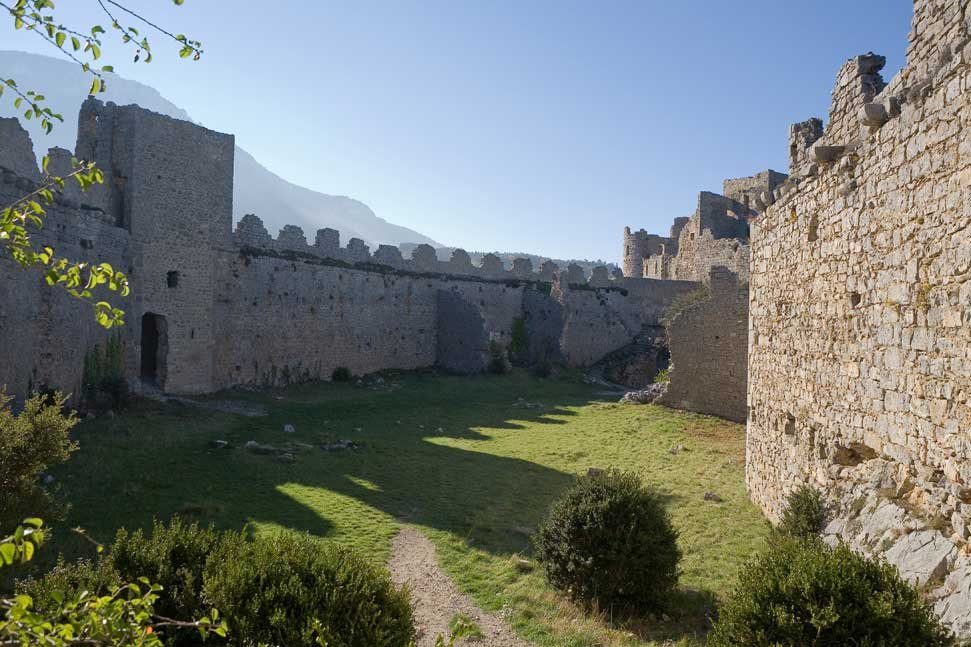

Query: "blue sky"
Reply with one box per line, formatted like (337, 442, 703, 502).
(5, 1, 912, 262)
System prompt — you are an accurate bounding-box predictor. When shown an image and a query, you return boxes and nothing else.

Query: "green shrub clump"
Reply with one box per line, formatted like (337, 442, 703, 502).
(778, 484, 827, 539)
(533, 468, 680, 612)
(331, 366, 353, 382)
(81, 334, 129, 410)
(708, 536, 953, 646)
(109, 518, 243, 643)
(21, 520, 415, 647)
(0, 392, 78, 531)
(487, 341, 508, 375)
(204, 532, 415, 647)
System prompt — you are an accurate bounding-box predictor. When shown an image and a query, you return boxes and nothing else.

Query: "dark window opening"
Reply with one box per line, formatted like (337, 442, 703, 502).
(166, 271, 180, 288)
(850, 292, 862, 308)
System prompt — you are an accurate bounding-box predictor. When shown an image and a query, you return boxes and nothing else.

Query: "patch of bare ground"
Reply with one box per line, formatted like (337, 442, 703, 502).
(389, 526, 534, 647)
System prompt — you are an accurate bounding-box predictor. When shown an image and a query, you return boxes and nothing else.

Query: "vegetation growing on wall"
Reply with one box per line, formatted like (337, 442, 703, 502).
(81, 333, 127, 409)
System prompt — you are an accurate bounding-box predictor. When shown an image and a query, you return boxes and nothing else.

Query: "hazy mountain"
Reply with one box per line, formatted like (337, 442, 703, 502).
(0, 50, 441, 248)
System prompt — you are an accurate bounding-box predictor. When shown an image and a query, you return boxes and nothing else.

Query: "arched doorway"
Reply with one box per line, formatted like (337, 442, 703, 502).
(140, 313, 168, 386)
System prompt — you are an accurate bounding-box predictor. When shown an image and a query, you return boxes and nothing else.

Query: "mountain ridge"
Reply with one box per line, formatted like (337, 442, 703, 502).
(0, 50, 442, 249)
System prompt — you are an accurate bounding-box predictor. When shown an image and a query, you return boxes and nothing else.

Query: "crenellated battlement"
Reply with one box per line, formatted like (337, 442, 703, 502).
(231, 212, 635, 288)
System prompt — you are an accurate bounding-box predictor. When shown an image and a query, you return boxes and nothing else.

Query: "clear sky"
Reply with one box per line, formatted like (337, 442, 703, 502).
(5, 1, 913, 262)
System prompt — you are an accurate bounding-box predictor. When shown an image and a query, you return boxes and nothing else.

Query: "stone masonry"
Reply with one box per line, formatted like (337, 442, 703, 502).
(658, 266, 748, 423)
(747, 0, 971, 635)
(0, 99, 699, 404)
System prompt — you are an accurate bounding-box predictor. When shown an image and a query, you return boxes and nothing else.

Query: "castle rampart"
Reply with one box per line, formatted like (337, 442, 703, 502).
(0, 101, 696, 404)
(747, 0, 971, 633)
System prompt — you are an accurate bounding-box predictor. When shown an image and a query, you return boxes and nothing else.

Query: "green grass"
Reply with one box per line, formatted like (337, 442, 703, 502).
(21, 370, 769, 646)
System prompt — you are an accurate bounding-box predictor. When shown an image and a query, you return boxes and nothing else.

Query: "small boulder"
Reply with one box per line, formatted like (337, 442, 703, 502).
(283, 424, 296, 434)
(703, 491, 723, 502)
(208, 440, 231, 450)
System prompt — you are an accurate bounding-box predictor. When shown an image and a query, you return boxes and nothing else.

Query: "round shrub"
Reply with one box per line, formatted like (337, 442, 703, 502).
(708, 536, 953, 646)
(533, 468, 680, 612)
(331, 366, 352, 382)
(777, 484, 827, 539)
(203, 532, 415, 647)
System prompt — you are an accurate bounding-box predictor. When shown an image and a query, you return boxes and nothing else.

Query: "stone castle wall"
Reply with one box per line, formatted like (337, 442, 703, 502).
(0, 123, 132, 401)
(747, 0, 971, 633)
(659, 267, 748, 423)
(0, 102, 699, 403)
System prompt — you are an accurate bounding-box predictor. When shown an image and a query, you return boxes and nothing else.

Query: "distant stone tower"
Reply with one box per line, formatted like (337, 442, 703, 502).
(622, 225, 682, 277)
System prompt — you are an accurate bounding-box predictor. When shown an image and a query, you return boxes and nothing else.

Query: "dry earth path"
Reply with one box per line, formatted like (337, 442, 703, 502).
(388, 526, 534, 647)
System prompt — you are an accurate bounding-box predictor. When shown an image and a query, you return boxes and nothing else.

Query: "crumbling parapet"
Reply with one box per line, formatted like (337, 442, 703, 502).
(788, 118, 824, 174)
(275, 224, 309, 252)
(589, 266, 611, 286)
(447, 248, 475, 274)
(315, 227, 340, 257)
(538, 260, 560, 281)
(235, 214, 272, 248)
(411, 244, 438, 271)
(374, 244, 404, 267)
(346, 238, 370, 263)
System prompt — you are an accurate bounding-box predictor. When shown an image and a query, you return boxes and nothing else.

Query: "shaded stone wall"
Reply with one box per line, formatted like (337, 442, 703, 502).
(0, 140, 131, 404)
(211, 251, 527, 386)
(747, 0, 971, 634)
(554, 277, 702, 366)
(659, 267, 747, 422)
(1, 96, 744, 409)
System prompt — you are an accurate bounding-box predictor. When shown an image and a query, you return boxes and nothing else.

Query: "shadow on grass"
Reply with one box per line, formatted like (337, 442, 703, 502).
(16, 370, 723, 643)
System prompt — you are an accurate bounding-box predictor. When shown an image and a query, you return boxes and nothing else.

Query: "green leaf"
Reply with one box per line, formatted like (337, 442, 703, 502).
(0, 542, 15, 565)
(71, 35, 80, 51)
(54, 31, 65, 47)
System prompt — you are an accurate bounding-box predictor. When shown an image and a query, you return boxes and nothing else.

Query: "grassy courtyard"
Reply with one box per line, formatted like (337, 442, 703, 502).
(30, 371, 769, 646)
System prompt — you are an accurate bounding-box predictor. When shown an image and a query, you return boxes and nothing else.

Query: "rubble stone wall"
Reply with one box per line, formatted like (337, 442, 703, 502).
(659, 267, 748, 422)
(1, 102, 696, 402)
(747, 0, 971, 635)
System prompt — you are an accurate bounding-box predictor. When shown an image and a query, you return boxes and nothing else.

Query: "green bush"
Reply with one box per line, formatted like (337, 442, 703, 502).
(533, 468, 680, 612)
(82, 334, 129, 410)
(0, 392, 78, 532)
(203, 532, 415, 647)
(708, 536, 953, 646)
(509, 316, 528, 366)
(108, 518, 243, 643)
(331, 366, 352, 382)
(18, 557, 121, 611)
(778, 484, 827, 539)
(487, 341, 508, 375)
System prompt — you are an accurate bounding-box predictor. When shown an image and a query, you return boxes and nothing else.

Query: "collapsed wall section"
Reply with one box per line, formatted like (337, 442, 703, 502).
(747, 0, 971, 633)
(555, 278, 702, 366)
(659, 267, 748, 422)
